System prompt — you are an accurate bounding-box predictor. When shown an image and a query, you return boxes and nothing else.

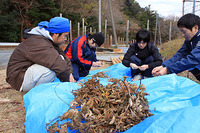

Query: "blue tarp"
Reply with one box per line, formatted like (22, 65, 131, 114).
(23, 63, 200, 133)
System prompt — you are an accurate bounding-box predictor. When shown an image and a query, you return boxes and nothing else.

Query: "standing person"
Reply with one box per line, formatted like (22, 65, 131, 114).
(64, 32, 104, 81)
(6, 17, 75, 92)
(122, 29, 162, 80)
(152, 13, 200, 81)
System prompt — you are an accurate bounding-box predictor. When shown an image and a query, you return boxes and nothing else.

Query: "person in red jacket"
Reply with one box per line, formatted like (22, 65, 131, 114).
(64, 32, 104, 81)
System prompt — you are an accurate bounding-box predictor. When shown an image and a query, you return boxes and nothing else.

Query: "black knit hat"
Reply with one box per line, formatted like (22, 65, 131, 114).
(91, 32, 105, 47)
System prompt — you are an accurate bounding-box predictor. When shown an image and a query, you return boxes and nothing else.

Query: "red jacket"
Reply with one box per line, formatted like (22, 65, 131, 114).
(64, 34, 97, 70)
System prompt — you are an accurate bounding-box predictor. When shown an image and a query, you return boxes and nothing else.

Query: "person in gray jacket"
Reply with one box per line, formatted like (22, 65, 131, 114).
(6, 17, 75, 92)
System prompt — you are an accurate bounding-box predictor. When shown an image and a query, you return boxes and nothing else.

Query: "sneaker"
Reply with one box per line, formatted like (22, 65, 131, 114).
(132, 74, 142, 81)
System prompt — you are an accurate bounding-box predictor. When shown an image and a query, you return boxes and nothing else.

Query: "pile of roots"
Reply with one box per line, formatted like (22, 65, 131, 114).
(47, 73, 153, 133)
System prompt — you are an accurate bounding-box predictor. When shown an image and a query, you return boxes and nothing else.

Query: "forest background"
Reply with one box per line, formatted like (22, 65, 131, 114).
(0, 0, 181, 45)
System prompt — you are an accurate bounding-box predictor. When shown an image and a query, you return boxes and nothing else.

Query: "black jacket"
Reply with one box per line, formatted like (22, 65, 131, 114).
(122, 42, 163, 69)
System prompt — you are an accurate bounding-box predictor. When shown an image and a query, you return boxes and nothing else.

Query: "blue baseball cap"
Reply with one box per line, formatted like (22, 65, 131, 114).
(38, 17, 70, 33)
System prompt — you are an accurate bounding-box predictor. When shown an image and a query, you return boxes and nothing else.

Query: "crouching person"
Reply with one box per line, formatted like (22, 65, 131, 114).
(122, 29, 163, 80)
(152, 13, 200, 81)
(6, 17, 75, 92)
(64, 32, 105, 81)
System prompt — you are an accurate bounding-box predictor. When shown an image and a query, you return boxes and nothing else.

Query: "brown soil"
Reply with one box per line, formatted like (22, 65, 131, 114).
(0, 69, 26, 132)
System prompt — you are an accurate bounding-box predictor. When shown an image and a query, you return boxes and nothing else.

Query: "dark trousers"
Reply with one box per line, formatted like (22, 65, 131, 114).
(72, 63, 89, 81)
(130, 55, 154, 78)
(72, 51, 96, 81)
(190, 68, 200, 81)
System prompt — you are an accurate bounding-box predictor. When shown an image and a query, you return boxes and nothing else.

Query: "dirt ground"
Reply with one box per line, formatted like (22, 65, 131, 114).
(0, 63, 199, 132)
(0, 68, 26, 133)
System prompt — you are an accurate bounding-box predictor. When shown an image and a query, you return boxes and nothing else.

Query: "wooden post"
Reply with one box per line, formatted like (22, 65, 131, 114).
(154, 13, 158, 45)
(107, 34, 110, 47)
(126, 20, 129, 46)
(158, 21, 161, 45)
(105, 19, 107, 48)
(147, 20, 149, 30)
(82, 18, 84, 35)
(169, 21, 172, 41)
(70, 20, 72, 41)
(110, 35, 113, 47)
(85, 26, 87, 35)
(78, 22, 80, 37)
(99, 0, 101, 32)
(108, 0, 118, 47)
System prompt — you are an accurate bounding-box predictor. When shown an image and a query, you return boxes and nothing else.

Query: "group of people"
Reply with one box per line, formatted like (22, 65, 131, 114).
(6, 13, 200, 92)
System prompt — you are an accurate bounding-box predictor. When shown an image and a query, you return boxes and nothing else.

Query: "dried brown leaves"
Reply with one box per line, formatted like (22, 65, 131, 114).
(47, 73, 153, 133)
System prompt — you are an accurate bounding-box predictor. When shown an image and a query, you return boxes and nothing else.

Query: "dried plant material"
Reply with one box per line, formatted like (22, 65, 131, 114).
(47, 77, 153, 133)
(119, 56, 124, 61)
(92, 72, 109, 78)
(0, 98, 15, 104)
(110, 57, 123, 64)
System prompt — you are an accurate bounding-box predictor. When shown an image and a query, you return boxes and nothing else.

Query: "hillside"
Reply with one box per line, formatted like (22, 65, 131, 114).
(0, 0, 179, 43)
(159, 37, 184, 60)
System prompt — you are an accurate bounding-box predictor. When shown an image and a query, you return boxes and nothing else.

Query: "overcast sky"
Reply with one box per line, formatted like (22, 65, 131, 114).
(135, 0, 183, 17)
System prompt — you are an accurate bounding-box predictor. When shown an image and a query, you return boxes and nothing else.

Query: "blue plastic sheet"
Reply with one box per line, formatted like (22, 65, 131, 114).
(23, 63, 200, 133)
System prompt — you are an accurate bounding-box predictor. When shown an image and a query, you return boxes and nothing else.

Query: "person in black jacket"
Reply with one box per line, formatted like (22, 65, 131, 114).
(122, 29, 162, 80)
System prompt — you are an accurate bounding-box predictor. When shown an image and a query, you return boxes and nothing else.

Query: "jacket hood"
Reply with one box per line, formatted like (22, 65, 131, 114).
(23, 27, 53, 41)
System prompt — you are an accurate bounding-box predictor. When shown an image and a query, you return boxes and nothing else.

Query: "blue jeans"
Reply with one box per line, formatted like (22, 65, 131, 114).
(130, 55, 154, 78)
(72, 63, 89, 81)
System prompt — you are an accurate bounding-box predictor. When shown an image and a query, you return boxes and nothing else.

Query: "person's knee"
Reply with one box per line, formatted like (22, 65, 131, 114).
(144, 56, 154, 64)
(79, 69, 89, 77)
(21, 64, 56, 92)
(73, 74, 79, 81)
(130, 55, 141, 65)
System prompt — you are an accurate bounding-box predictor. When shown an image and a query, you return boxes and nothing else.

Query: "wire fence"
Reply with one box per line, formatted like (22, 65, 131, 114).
(183, 0, 200, 16)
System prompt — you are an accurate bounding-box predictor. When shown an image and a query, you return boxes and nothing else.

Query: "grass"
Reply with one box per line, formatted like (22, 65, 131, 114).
(159, 37, 185, 60)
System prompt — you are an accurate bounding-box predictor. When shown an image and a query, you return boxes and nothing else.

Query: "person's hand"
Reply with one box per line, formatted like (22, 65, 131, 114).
(139, 64, 149, 71)
(130, 63, 139, 69)
(157, 67, 168, 76)
(152, 66, 167, 76)
(92, 61, 102, 67)
(152, 66, 163, 75)
(69, 74, 76, 82)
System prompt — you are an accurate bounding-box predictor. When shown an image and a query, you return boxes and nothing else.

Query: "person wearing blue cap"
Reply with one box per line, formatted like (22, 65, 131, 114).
(64, 32, 105, 81)
(6, 17, 75, 92)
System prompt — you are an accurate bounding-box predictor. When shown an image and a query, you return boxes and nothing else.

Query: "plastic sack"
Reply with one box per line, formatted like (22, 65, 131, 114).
(23, 63, 200, 133)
